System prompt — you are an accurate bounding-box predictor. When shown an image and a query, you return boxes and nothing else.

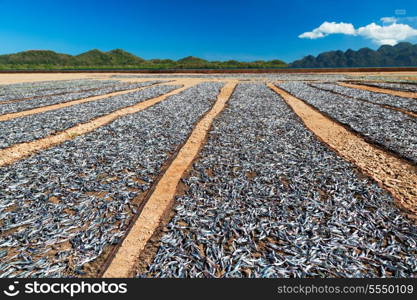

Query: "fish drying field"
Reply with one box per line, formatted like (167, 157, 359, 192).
(0, 73, 416, 278)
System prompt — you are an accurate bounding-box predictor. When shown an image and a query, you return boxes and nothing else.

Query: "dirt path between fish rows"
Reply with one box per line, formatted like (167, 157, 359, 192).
(339, 82, 417, 99)
(0, 84, 195, 167)
(102, 81, 238, 278)
(268, 83, 417, 217)
(0, 74, 102, 85)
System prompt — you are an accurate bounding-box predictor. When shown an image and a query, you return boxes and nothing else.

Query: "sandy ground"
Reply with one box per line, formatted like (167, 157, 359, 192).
(0, 73, 109, 84)
(2, 71, 417, 87)
(0, 73, 247, 85)
(345, 71, 417, 78)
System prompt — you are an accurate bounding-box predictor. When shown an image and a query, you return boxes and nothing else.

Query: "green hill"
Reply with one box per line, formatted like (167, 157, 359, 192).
(290, 42, 417, 68)
(0, 50, 73, 65)
(0, 49, 287, 70)
(75, 49, 145, 65)
(75, 49, 114, 65)
(177, 56, 208, 64)
(0, 49, 146, 68)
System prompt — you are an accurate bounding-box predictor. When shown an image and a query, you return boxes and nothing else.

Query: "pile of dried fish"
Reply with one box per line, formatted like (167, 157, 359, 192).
(277, 82, 417, 163)
(0, 82, 223, 277)
(0, 84, 180, 149)
(355, 81, 417, 93)
(0, 80, 163, 115)
(311, 82, 417, 113)
(140, 83, 417, 278)
(112, 74, 347, 81)
(0, 79, 118, 102)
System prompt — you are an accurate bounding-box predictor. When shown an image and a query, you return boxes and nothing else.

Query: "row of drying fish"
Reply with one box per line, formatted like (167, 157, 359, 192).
(0, 82, 223, 277)
(356, 81, 417, 93)
(311, 82, 417, 113)
(111, 74, 348, 81)
(277, 82, 417, 164)
(0, 84, 180, 149)
(139, 83, 417, 278)
(0, 79, 118, 101)
(0, 80, 163, 115)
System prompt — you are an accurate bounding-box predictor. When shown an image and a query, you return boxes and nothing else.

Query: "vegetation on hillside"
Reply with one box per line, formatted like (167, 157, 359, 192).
(290, 42, 417, 68)
(0, 49, 287, 70)
(5, 43, 417, 70)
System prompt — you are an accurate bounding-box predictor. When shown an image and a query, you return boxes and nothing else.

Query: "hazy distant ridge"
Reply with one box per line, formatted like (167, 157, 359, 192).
(290, 42, 417, 68)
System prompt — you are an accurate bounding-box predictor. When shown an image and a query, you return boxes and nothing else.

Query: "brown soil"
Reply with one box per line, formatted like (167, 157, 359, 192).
(133, 203, 178, 278)
(339, 82, 417, 99)
(245, 171, 257, 180)
(268, 84, 417, 216)
(49, 196, 60, 204)
(0, 85, 191, 166)
(102, 81, 238, 278)
(0, 74, 101, 85)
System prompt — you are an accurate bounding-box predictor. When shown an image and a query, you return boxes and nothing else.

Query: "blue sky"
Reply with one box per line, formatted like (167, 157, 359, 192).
(1, 0, 417, 62)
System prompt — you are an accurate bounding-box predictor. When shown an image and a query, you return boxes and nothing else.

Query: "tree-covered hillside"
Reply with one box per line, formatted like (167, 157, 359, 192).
(0, 49, 287, 70)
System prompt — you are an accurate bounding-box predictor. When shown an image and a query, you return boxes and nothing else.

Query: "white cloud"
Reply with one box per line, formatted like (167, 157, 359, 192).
(375, 39, 398, 46)
(357, 22, 417, 45)
(298, 22, 356, 39)
(299, 20, 417, 45)
(380, 17, 397, 24)
(395, 9, 406, 16)
(380, 16, 417, 24)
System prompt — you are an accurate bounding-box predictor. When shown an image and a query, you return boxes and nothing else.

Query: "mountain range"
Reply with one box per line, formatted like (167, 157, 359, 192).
(0, 49, 286, 69)
(290, 42, 417, 68)
(1, 42, 417, 69)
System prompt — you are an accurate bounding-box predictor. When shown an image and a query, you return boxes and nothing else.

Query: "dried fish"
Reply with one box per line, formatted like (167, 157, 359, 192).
(0, 83, 179, 149)
(0, 82, 223, 277)
(277, 81, 417, 163)
(311, 82, 417, 113)
(139, 83, 417, 278)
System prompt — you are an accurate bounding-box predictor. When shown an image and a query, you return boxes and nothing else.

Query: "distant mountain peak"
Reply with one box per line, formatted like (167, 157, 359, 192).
(290, 43, 417, 68)
(177, 56, 208, 63)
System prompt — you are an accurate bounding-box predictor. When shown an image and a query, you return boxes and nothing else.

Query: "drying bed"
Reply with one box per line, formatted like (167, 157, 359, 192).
(0, 82, 223, 277)
(355, 81, 417, 93)
(277, 82, 417, 164)
(311, 82, 417, 114)
(0, 80, 119, 101)
(0, 84, 180, 149)
(0, 80, 163, 115)
(138, 83, 417, 278)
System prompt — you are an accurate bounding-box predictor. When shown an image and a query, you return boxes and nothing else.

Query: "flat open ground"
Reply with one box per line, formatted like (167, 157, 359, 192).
(0, 72, 416, 278)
